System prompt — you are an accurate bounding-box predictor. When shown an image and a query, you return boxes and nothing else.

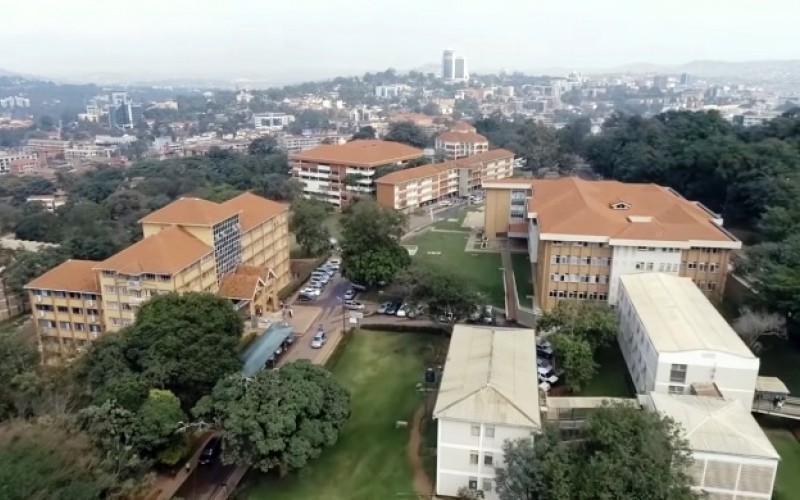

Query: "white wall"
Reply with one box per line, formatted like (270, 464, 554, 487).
(608, 245, 682, 305)
(656, 352, 759, 406)
(691, 451, 777, 499)
(528, 220, 539, 263)
(437, 418, 534, 500)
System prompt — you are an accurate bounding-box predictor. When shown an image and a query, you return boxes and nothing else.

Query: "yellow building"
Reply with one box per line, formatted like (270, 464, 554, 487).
(482, 177, 741, 311)
(25, 192, 290, 361)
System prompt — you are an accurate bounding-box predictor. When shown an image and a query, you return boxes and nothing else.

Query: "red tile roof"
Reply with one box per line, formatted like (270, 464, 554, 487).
(25, 259, 100, 293)
(140, 197, 236, 226)
(290, 140, 423, 167)
(221, 192, 287, 232)
(97, 226, 213, 275)
(375, 149, 514, 185)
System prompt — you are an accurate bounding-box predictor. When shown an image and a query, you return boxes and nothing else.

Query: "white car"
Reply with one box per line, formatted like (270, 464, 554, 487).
(300, 287, 321, 297)
(311, 330, 327, 349)
(343, 289, 357, 300)
(343, 300, 364, 311)
(396, 303, 408, 317)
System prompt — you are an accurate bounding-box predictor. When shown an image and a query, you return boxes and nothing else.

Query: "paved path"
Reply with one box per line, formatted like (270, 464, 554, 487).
(408, 398, 436, 497)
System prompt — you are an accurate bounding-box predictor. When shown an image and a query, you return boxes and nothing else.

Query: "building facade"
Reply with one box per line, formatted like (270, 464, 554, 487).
(278, 134, 346, 153)
(375, 149, 514, 212)
(254, 113, 294, 131)
(26, 193, 290, 362)
(617, 273, 759, 406)
(482, 177, 741, 310)
(433, 325, 540, 500)
(434, 129, 489, 160)
(290, 139, 423, 207)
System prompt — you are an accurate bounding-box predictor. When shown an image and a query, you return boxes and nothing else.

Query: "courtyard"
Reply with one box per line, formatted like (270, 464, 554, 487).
(240, 329, 445, 500)
(404, 230, 505, 308)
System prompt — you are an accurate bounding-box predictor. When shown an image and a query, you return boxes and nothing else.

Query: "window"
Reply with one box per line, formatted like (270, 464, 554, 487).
(483, 480, 493, 492)
(687, 262, 696, 269)
(58, 321, 70, 330)
(709, 263, 718, 272)
(670, 364, 687, 383)
(57, 306, 68, 313)
(470, 425, 480, 437)
(485, 426, 495, 438)
(708, 282, 717, 291)
(635, 262, 645, 270)
(72, 307, 82, 314)
(698, 263, 707, 271)
(484, 453, 494, 467)
(470, 452, 479, 465)
(646, 262, 654, 271)
(468, 478, 478, 490)
(668, 385, 684, 395)
(73, 322, 85, 331)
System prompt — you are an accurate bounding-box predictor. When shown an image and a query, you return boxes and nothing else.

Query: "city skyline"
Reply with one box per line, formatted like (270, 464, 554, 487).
(2, 0, 799, 83)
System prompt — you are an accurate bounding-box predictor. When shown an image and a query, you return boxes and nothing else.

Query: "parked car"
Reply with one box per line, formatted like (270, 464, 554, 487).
(438, 199, 452, 207)
(311, 329, 327, 349)
(329, 257, 341, 266)
(396, 303, 408, 317)
(310, 273, 330, 284)
(343, 289, 357, 300)
(300, 287, 321, 297)
(469, 305, 483, 322)
(199, 437, 222, 466)
(344, 300, 364, 311)
(482, 305, 494, 324)
(316, 267, 335, 278)
(536, 340, 554, 359)
(385, 302, 399, 315)
(298, 293, 317, 302)
(308, 278, 326, 288)
(537, 366, 558, 384)
(377, 302, 391, 314)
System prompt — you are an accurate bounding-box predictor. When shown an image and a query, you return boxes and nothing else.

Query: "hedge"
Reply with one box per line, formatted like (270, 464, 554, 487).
(362, 323, 451, 335)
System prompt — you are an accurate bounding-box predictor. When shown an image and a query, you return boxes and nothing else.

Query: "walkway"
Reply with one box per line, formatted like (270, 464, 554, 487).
(752, 397, 800, 421)
(407, 400, 435, 497)
(501, 251, 518, 323)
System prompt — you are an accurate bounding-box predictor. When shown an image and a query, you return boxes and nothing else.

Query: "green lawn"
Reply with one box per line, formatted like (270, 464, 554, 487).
(240, 330, 445, 500)
(432, 209, 469, 232)
(405, 231, 505, 308)
(755, 336, 800, 394)
(576, 344, 635, 398)
(760, 417, 800, 500)
(510, 253, 534, 306)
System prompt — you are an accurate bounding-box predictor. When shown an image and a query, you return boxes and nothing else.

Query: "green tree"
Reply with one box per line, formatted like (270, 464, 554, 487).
(125, 293, 244, 407)
(13, 211, 63, 242)
(290, 198, 331, 256)
(0, 325, 38, 420)
(422, 102, 441, 116)
(742, 234, 800, 318)
(341, 199, 410, 285)
(384, 122, 429, 149)
(550, 334, 596, 392)
(193, 361, 350, 475)
(396, 265, 483, 324)
(248, 136, 278, 156)
(519, 120, 560, 171)
(496, 404, 698, 500)
(537, 301, 617, 349)
(352, 126, 376, 140)
(135, 389, 188, 465)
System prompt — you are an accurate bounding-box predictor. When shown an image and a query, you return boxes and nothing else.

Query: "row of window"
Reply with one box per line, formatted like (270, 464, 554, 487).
(35, 305, 100, 316)
(550, 274, 610, 284)
(110, 318, 133, 327)
(101, 270, 172, 281)
(467, 478, 494, 493)
(551, 255, 612, 266)
(469, 451, 494, 467)
(551, 241, 607, 248)
(548, 290, 608, 301)
(106, 302, 138, 311)
(38, 319, 101, 333)
(635, 246, 682, 252)
(686, 262, 720, 272)
(31, 290, 98, 300)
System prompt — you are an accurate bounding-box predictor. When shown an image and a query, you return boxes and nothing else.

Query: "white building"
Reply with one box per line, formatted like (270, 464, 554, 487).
(253, 113, 294, 131)
(26, 194, 67, 212)
(433, 325, 541, 499)
(646, 393, 778, 499)
(618, 273, 759, 406)
(375, 85, 400, 99)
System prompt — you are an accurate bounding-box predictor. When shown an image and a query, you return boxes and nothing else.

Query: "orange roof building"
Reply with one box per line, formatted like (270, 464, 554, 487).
(26, 192, 291, 362)
(434, 123, 489, 160)
(482, 176, 742, 311)
(290, 139, 424, 208)
(375, 149, 515, 211)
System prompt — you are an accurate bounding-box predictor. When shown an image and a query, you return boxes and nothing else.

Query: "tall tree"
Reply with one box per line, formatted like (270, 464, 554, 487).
(134, 389, 188, 465)
(4, 247, 70, 296)
(193, 361, 350, 475)
(352, 126, 376, 140)
(396, 265, 483, 324)
(384, 122, 429, 149)
(550, 334, 596, 392)
(537, 301, 617, 349)
(290, 198, 331, 256)
(340, 199, 410, 285)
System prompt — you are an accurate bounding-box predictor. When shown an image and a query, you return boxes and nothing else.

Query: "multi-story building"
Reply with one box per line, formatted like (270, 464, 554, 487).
(254, 113, 294, 131)
(442, 49, 455, 81)
(0, 152, 37, 174)
(26, 193, 68, 212)
(278, 134, 346, 153)
(617, 273, 759, 406)
(433, 325, 540, 500)
(375, 149, 514, 212)
(290, 139, 423, 207)
(434, 123, 489, 160)
(454, 55, 469, 82)
(482, 177, 741, 310)
(645, 393, 778, 500)
(26, 192, 291, 361)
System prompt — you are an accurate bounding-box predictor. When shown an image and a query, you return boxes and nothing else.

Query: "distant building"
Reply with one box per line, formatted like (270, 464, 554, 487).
(434, 122, 489, 160)
(442, 49, 455, 81)
(290, 140, 423, 207)
(680, 73, 693, 86)
(653, 74, 670, 90)
(254, 113, 294, 131)
(617, 273, 759, 406)
(454, 55, 469, 82)
(109, 102, 143, 130)
(433, 325, 541, 499)
(734, 112, 779, 127)
(278, 135, 346, 153)
(27, 193, 68, 212)
(0, 96, 30, 108)
(0, 152, 38, 174)
(374, 85, 400, 99)
(375, 149, 514, 212)
(94, 135, 138, 146)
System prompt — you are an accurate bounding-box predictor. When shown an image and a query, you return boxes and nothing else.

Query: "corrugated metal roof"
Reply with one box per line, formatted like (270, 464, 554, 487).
(649, 393, 779, 459)
(620, 273, 756, 358)
(433, 325, 541, 428)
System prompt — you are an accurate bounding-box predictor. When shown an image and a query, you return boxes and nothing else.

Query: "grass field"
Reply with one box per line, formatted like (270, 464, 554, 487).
(759, 416, 800, 500)
(405, 231, 505, 308)
(576, 344, 635, 398)
(240, 330, 445, 500)
(510, 253, 534, 305)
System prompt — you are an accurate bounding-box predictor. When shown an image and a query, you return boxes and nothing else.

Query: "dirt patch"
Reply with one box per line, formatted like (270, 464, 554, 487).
(407, 399, 435, 496)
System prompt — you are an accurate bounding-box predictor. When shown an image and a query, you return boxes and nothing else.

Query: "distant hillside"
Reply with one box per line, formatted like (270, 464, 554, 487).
(593, 59, 800, 82)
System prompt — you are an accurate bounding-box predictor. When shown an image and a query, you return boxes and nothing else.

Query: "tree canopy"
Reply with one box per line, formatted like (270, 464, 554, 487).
(384, 122, 430, 149)
(340, 199, 410, 285)
(193, 360, 350, 475)
(396, 265, 483, 324)
(290, 198, 332, 257)
(495, 404, 697, 500)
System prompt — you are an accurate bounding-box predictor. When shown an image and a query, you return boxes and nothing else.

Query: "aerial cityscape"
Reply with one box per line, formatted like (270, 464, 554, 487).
(0, 2, 799, 499)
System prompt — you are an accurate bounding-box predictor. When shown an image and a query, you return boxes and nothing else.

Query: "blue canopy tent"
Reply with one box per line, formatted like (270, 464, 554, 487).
(239, 322, 294, 377)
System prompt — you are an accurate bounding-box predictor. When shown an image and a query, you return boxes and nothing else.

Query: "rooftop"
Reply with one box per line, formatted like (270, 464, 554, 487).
(648, 393, 779, 459)
(97, 226, 213, 275)
(620, 273, 755, 358)
(290, 140, 423, 167)
(486, 177, 739, 244)
(220, 192, 287, 232)
(433, 325, 541, 428)
(25, 259, 100, 293)
(437, 131, 489, 144)
(375, 148, 514, 185)
(140, 197, 238, 227)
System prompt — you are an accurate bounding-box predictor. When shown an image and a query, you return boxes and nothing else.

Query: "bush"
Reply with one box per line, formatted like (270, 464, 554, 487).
(278, 252, 331, 300)
(364, 323, 450, 335)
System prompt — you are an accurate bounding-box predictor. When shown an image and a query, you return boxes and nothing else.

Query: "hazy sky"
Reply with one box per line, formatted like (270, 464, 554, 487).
(2, 0, 799, 82)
